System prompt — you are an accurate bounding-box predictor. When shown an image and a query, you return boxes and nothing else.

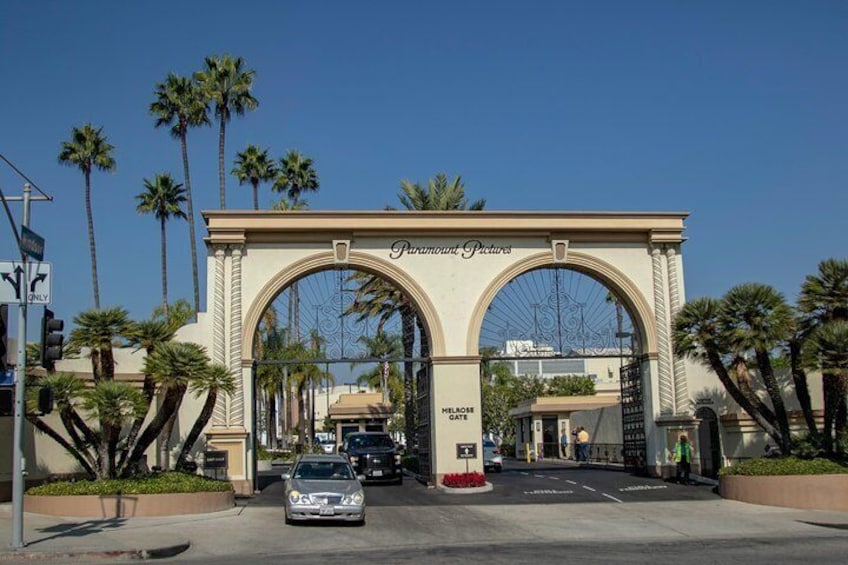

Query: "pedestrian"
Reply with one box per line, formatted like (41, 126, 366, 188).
(673, 435, 692, 484)
(560, 429, 569, 459)
(577, 427, 590, 462)
(571, 427, 578, 460)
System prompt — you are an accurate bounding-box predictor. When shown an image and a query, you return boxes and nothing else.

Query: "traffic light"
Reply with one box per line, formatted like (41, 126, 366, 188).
(0, 304, 7, 375)
(37, 386, 54, 415)
(41, 308, 64, 370)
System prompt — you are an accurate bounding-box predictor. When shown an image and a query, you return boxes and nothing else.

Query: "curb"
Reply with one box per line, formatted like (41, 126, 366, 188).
(0, 541, 190, 562)
(436, 482, 493, 495)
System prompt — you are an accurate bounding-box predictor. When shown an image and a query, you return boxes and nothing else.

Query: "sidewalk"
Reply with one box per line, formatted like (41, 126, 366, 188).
(0, 502, 200, 561)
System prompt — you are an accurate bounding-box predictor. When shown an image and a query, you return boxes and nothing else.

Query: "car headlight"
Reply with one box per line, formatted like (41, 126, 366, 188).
(288, 490, 311, 505)
(343, 490, 365, 505)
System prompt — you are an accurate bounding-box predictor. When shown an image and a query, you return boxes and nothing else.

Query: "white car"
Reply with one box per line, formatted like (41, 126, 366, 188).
(483, 438, 503, 473)
(320, 440, 336, 454)
(282, 454, 366, 525)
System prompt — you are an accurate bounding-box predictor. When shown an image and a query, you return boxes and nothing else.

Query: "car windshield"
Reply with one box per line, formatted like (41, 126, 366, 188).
(293, 461, 355, 480)
(348, 435, 394, 449)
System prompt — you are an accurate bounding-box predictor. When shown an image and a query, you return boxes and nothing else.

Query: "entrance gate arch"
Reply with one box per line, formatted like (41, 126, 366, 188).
(193, 211, 692, 493)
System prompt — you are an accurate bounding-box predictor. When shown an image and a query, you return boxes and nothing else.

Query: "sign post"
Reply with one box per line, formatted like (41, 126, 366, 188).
(456, 442, 477, 475)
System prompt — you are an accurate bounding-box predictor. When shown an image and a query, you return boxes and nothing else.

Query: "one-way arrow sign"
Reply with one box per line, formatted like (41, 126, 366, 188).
(0, 261, 52, 304)
(456, 443, 477, 459)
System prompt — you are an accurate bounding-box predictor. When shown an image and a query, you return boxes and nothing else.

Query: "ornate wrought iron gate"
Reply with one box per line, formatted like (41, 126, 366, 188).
(620, 360, 647, 475)
(415, 364, 431, 482)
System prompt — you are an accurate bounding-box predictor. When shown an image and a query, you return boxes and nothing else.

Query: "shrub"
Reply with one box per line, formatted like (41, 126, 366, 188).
(402, 455, 420, 474)
(26, 472, 233, 496)
(719, 456, 848, 477)
(442, 472, 486, 488)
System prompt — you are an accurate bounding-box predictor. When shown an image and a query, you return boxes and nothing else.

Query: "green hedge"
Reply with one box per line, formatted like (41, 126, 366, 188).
(27, 472, 233, 496)
(719, 457, 848, 477)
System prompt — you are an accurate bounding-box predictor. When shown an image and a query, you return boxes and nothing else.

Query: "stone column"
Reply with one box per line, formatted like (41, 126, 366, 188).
(212, 245, 228, 426)
(429, 358, 484, 483)
(229, 246, 244, 426)
(651, 245, 674, 415)
(666, 245, 690, 414)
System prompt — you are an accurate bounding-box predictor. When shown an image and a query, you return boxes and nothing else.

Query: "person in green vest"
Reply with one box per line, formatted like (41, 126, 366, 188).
(673, 435, 693, 485)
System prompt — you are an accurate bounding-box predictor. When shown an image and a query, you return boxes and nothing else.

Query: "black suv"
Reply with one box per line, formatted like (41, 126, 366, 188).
(340, 432, 403, 484)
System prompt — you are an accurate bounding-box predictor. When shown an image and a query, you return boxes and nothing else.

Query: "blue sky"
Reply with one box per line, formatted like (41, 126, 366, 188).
(1, 1, 846, 339)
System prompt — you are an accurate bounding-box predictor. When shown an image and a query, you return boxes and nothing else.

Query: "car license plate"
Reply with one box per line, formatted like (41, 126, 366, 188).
(319, 506, 334, 516)
(372, 470, 383, 477)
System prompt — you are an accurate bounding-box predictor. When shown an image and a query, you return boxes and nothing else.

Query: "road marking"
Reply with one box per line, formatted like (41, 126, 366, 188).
(534, 474, 545, 478)
(549, 476, 559, 480)
(618, 485, 668, 492)
(582, 485, 596, 492)
(602, 493, 624, 503)
(524, 489, 573, 495)
(520, 472, 529, 476)
(565, 480, 577, 485)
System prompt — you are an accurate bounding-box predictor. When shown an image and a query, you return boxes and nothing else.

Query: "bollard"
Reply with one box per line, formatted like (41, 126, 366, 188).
(525, 443, 531, 463)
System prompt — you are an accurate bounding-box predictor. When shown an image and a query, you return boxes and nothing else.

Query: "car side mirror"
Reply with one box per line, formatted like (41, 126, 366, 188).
(356, 474, 366, 482)
(281, 473, 291, 480)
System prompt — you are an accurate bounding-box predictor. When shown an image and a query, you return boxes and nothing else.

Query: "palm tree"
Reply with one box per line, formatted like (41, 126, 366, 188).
(175, 363, 236, 471)
(136, 173, 188, 318)
(232, 145, 277, 210)
(195, 55, 258, 209)
(58, 124, 116, 309)
(118, 319, 176, 474)
(273, 154, 319, 347)
(799, 258, 848, 453)
(805, 322, 848, 445)
(386, 173, 485, 446)
(397, 173, 486, 211)
(82, 381, 146, 478)
(673, 297, 783, 448)
(152, 298, 196, 331)
(126, 341, 210, 471)
(66, 307, 133, 384)
(273, 150, 319, 205)
(150, 73, 210, 318)
(720, 283, 795, 454)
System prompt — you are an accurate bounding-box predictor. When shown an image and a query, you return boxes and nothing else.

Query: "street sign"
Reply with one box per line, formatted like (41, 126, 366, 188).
(20, 226, 44, 261)
(456, 443, 477, 459)
(0, 261, 52, 304)
(204, 450, 228, 469)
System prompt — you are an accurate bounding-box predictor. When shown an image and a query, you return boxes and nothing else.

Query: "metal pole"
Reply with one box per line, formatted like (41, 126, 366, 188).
(10, 183, 31, 549)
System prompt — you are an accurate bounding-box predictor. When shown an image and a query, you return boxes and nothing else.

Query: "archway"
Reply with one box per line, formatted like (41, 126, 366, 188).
(695, 407, 721, 479)
(247, 263, 436, 485)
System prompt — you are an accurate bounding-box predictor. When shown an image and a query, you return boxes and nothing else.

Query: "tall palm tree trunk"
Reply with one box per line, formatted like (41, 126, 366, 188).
(124, 387, 183, 475)
(218, 118, 227, 209)
(789, 340, 818, 435)
(160, 393, 185, 470)
(84, 169, 101, 309)
(823, 373, 838, 454)
(252, 180, 259, 210)
(160, 217, 169, 318)
(175, 389, 219, 471)
(180, 130, 201, 318)
(756, 351, 792, 454)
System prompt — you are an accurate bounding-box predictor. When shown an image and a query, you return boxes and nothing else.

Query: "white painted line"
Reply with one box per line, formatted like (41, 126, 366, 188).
(549, 476, 559, 480)
(534, 474, 545, 478)
(520, 472, 529, 476)
(582, 485, 596, 492)
(602, 492, 624, 503)
(565, 480, 577, 485)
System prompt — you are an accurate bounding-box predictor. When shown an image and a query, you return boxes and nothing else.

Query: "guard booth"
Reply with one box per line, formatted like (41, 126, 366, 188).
(328, 393, 394, 451)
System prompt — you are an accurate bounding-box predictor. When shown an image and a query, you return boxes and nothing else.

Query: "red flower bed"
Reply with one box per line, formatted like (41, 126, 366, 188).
(442, 472, 486, 488)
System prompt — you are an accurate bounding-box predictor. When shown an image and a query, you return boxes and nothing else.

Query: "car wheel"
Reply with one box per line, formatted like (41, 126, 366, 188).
(356, 517, 366, 527)
(284, 511, 293, 525)
(395, 475, 403, 485)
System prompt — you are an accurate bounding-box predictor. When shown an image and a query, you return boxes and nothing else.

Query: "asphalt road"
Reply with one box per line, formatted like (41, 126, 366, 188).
(253, 460, 718, 509)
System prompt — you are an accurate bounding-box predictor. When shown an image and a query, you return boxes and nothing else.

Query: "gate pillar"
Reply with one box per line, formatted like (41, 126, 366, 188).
(429, 358, 484, 483)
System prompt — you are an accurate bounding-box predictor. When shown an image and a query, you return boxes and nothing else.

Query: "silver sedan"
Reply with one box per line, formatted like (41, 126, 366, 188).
(282, 454, 366, 525)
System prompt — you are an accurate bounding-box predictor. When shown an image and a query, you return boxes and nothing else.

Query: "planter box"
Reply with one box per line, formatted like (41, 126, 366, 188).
(719, 474, 848, 511)
(24, 491, 234, 518)
(436, 482, 493, 495)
